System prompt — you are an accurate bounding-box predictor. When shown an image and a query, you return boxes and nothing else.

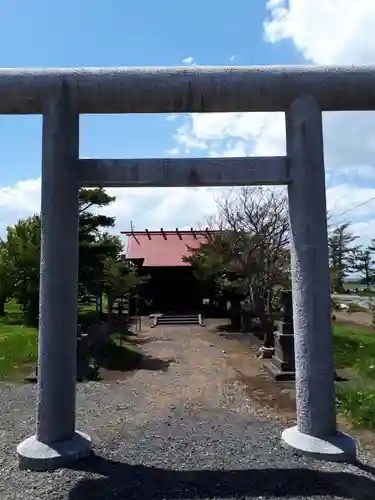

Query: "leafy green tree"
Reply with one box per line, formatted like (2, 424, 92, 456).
(3, 215, 41, 325)
(367, 238, 375, 283)
(184, 235, 232, 301)
(328, 223, 359, 292)
(78, 188, 122, 300)
(0, 240, 15, 316)
(352, 248, 374, 289)
(369, 238, 375, 253)
(329, 266, 339, 293)
(3, 188, 125, 325)
(184, 231, 245, 328)
(102, 257, 148, 315)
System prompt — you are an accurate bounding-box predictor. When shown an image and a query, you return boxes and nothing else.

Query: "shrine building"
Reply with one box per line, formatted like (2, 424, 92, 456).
(122, 228, 213, 314)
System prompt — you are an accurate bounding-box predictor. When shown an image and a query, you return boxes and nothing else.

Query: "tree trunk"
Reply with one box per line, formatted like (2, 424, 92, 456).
(253, 289, 275, 348)
(230, 297, 241, 331)
(0, 298, 5, 317)
(263, 320, 275, 348)
(24, 297, 39, 327)
(257, 312, 275, 348)
(117, 299, 123, 316)
(107, 295, 114, 316)
(241, 311, 253, 332)
(264, 289, 276, 347)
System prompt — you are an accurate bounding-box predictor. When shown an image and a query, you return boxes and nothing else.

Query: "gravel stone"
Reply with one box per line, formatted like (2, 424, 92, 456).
(1, 324, 375, 499)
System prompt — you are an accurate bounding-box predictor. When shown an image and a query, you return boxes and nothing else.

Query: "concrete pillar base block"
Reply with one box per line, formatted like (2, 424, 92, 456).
(17, 431, 92, 471)
(281, 425, 356, 463)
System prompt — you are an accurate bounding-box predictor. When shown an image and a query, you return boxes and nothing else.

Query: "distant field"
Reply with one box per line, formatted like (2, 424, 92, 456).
(344, 282, 375, 293)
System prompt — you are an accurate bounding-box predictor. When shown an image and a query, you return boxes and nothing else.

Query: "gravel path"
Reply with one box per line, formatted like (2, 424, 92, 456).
(1, 324, 375, 499)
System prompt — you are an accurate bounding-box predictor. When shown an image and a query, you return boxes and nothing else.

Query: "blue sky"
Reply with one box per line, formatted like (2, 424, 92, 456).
(1, 0, 375, 245)
(0, 0, 299, 186)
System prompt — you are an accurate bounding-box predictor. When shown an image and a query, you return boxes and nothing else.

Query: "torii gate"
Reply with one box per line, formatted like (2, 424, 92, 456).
(6, 65, 369, 470)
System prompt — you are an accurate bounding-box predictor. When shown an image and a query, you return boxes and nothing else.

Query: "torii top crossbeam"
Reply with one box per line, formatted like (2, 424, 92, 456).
(1, 65, 375, 114)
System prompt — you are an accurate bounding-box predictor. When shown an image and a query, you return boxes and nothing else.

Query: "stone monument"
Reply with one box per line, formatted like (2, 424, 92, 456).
(25, 327, 100, 383)
(268, 290, 296, 381)
(76, 332, 100, 382)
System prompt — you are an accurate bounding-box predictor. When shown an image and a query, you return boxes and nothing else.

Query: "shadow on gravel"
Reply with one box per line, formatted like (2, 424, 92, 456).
(68, 454, 375, 499)
(95, 341, 174, 373)
(138, 356, 175, 372)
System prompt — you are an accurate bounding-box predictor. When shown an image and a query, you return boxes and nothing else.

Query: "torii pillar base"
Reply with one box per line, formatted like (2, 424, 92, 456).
(282, 426, 356, 463)
(17, 431, 92, 472)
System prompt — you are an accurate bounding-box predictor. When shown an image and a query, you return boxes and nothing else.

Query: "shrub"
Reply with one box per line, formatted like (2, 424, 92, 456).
(347, 302, 368, 314)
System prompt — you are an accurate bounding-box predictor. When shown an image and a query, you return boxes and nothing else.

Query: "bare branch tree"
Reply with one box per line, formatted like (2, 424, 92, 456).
(216, 187, 290, 347)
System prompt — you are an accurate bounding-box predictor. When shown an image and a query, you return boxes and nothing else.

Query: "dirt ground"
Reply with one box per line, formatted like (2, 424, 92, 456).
(334, 310, 373, 329)
(204, 318, 375, 454)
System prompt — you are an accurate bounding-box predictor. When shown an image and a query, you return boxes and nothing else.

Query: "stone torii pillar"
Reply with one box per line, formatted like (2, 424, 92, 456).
(281, 95, 356, 462)
(17, 85, 92, 470)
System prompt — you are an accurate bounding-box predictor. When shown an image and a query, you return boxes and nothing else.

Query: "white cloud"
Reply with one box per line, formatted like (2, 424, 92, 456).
(0, 179, 221, 239)
(351, 219, 375, 246)
(264, 0, 375, 65)
(173, 112, 286, 157)
(0, 178, 40, 214)
(1, 175, 374, 245)
(328, 164, 375, 185)
(173, 109, 375, 173)
(326, 184, 375, 221)
(261, 0, 375, 174)
(0, 178, 41, 231)
(165, 146, 180, 156)
(181, 56, 195, 65)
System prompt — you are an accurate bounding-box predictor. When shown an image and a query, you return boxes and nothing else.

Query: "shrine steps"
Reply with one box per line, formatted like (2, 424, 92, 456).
(152, 313, 203, 327)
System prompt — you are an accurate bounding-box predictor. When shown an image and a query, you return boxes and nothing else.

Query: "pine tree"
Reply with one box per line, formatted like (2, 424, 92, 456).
(328, 223, 359, 292)
(2, 188, 124, 325)
(352, 249, 374, 289)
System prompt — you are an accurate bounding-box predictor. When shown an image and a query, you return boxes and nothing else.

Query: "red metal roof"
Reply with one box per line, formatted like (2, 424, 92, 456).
(123, 230, 210, 267)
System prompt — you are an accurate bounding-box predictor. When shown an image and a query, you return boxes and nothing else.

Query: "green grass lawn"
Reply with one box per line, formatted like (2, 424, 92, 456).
(0, 299, 137, 380)
(334, 323, 375, 429)
(0, 299, 104, 378)
(0, 302, 38, 379)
